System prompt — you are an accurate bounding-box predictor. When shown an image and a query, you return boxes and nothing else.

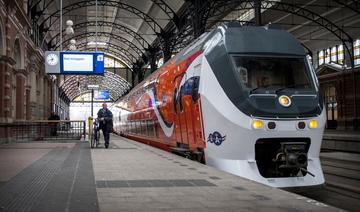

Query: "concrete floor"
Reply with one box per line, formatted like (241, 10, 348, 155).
(0, 136, 342, 212)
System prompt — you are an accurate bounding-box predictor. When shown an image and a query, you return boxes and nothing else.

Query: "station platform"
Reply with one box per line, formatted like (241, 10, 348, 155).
(0, 135, 340, 212)
(322, 129, 360, 153)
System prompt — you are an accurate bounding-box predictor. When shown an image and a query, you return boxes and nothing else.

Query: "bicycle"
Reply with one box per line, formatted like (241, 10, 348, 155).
(91, 118, 100, 148)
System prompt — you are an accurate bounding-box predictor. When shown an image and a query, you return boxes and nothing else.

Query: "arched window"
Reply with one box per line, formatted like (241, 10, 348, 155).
(14, 39, 21, 69)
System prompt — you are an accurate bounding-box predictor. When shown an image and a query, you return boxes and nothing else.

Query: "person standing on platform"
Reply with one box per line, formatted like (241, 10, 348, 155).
(48, 112, 60, 136)
(97, 103, 113, 148)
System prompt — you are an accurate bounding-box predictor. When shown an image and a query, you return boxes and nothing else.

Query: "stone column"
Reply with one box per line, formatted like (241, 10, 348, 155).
(39, 76, 44, 118)
(14, 69, 27, 120)
(0, 56, 15, 143)
(29, 69, 36, 119)
(0, 57, 15, 123)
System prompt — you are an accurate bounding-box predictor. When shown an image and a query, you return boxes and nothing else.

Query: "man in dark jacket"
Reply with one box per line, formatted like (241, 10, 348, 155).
(97, 103, 113, 148)
(48, 112, 60, 136)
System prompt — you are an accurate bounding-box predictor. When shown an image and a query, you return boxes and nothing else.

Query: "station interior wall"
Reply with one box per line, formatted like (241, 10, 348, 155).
(0, 2, 69, 143)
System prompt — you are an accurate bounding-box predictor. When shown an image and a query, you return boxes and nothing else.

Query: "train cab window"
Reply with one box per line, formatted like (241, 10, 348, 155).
(232, 56, 314, 93)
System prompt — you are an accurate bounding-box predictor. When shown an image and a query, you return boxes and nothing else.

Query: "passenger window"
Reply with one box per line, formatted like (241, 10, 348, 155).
(155, 121, 159, 138)
(142, 121, 146, 136)
(147, 120, 154, 137)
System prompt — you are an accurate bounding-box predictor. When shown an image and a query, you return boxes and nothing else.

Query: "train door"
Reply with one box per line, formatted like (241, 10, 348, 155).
(178, 74, 190, 146)
(173, 74, 183, 144)
(182, 77, 197, 148)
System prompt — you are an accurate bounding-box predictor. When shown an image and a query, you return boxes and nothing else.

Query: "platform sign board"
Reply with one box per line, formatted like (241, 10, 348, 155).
(45, 51, 104, 75)
(94, 90, 110, 101)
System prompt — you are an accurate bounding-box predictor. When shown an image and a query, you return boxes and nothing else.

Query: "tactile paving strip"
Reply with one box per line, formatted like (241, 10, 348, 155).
(0, 148, 71, 212)
(96, 179, 216, 188)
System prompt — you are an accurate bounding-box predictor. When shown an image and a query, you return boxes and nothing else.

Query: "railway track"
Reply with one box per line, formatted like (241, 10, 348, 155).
(288, 151, 360, 211)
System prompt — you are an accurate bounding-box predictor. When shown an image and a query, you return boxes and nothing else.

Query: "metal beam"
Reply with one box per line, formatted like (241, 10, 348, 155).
(39, 0, 164, 35)
(150, 0, 179, 28)
(75, 42, 139, 63)
(62, 73, 131, 101)
(82, 46, 135, 67)
(48, 21, 152, 49)
(177, 0, 354, 45)
(55, 31, 144, 57)
(333, 0, 360, 15)
(254, 0, 262, 26)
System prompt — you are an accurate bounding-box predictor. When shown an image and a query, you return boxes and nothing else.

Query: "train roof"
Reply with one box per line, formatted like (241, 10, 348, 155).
(221, 24, 305, 56)
(175, 23, 306, 63)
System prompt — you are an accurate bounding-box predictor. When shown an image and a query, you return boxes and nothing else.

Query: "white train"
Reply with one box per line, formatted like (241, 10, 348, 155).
(113, 23, 326, 187)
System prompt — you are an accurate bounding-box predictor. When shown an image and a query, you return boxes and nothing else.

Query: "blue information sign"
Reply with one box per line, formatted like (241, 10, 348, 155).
(95, 90, 110, 100)
(58, 52, 104, 75)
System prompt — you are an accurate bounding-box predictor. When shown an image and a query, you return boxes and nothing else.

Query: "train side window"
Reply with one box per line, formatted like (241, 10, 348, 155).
(134, 121, 138, 134)
(147, 120, 154, 137)
(133, 121, 136, 134)
(138, 121, 141, 135)
(142, 121, 147, 136)
(155, 121, 159, 138)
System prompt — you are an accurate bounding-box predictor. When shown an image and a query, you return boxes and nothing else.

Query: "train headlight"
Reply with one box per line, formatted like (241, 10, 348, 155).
(252, 120, 263, 129)
(278, 95, 291, 107)
(308, 120, 318, 129)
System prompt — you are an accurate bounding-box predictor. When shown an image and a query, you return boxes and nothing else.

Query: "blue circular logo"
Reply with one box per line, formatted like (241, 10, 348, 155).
(207, 131, 226, 146)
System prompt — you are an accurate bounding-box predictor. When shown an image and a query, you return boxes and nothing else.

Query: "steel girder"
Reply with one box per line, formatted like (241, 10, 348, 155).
(61, 71, 131, 101)
(55, 31, 144, 57)
(171, 0, 355, 56)
(333, 0, 360, 15)
(29, 0, 56, 21)
(150, 0, 179, 29)
(84, 47, 134, 69)
(205, 0, 353, 43)
(75, 42, 139, 63)
(39, 0, 164, 35)
(48, 21, 152, 49)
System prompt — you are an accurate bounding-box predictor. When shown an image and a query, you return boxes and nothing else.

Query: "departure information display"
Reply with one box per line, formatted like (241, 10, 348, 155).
(45, 51, 104, 75)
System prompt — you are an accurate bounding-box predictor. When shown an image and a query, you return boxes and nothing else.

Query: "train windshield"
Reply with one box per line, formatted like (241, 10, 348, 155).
(232, 56, 315, 93)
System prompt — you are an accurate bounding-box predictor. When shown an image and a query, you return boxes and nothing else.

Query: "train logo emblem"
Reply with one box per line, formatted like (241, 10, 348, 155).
(207, 131, 226, 146)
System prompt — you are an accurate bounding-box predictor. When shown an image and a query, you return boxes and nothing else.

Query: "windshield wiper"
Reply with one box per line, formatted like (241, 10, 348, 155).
(275, 83, 310, 94)
(275, 85, 297, 94)
(249, 87, 262, 94)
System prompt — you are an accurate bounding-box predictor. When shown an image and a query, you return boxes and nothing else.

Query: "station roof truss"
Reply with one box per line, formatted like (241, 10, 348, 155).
(29, 0, 360, 100)
(60, 70, 132, 102)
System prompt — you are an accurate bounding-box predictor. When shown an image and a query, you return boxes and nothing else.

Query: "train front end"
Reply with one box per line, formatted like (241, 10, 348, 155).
(200, 24, 325, 187)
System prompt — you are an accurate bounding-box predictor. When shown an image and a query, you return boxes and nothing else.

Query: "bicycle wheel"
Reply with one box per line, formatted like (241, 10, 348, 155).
(91, 130, 96, 148)
(95, 130, 100, 147)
